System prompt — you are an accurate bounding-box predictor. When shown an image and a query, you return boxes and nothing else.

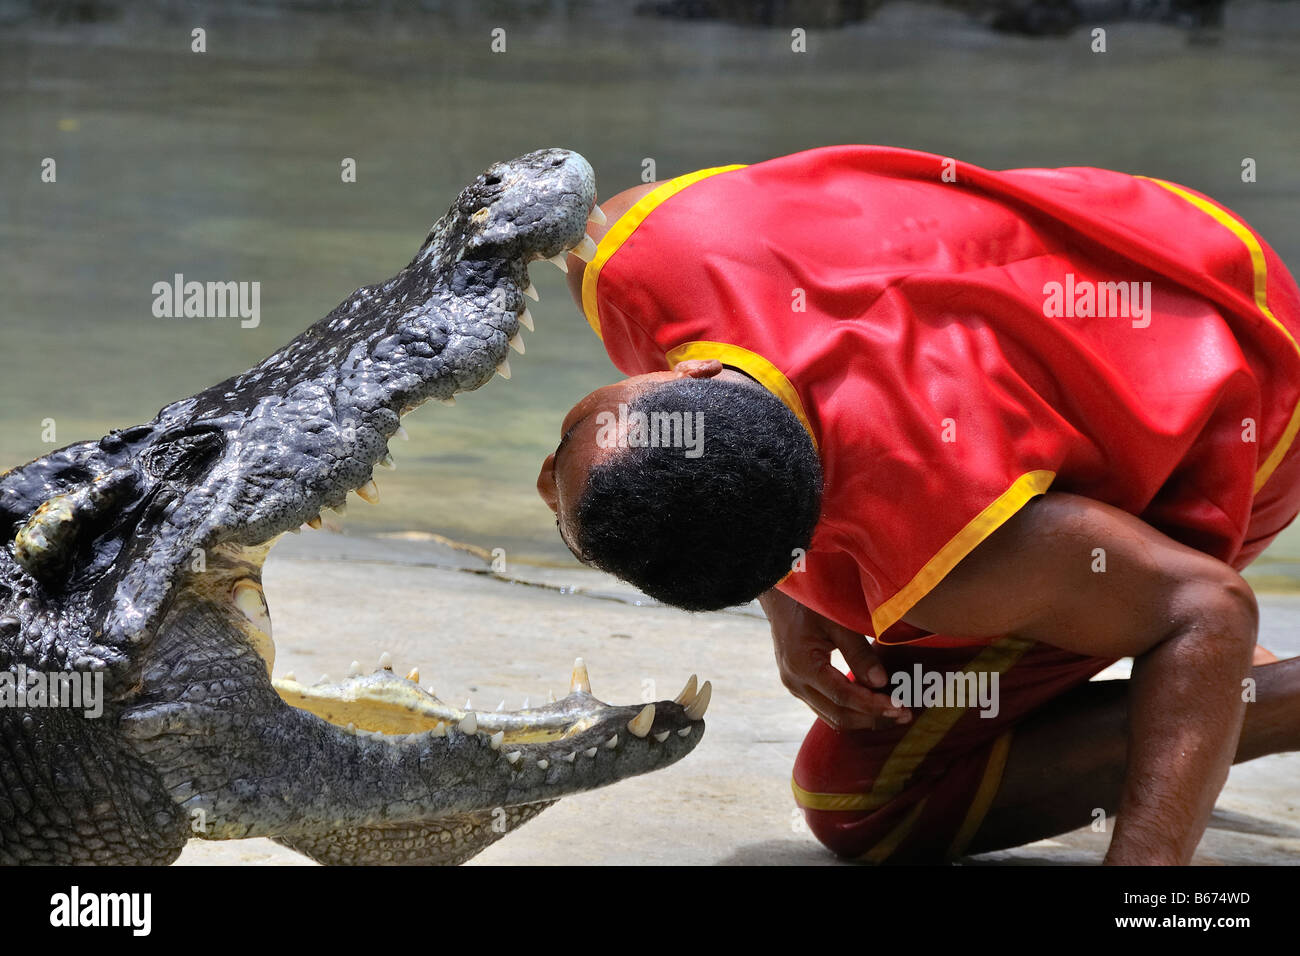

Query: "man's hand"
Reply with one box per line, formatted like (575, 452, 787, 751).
(759, 589, 911, 731)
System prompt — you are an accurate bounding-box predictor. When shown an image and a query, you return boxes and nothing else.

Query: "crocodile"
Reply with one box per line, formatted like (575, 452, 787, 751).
(0, 147, 710, 865)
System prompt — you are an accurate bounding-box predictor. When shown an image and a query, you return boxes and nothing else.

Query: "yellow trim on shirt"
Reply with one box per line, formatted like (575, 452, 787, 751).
(791, 778, 890, 813)
(1139, 176, 1300, 493)
(947, 729, 1014, 860)
(871, 471, 1056, 640)
(580, 164, 747, 340)
(665, 340, 818, 450)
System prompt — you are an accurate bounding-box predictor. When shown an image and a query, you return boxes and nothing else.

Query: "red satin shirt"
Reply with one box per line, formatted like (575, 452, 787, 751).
(579, 146, 1300, 645)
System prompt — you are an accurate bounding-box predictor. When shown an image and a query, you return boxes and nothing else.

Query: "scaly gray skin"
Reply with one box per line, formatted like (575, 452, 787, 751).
(0, 148, 710, 865)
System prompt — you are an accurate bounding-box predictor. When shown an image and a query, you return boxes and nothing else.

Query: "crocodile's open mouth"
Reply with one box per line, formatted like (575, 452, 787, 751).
(208, 223, 711, 782)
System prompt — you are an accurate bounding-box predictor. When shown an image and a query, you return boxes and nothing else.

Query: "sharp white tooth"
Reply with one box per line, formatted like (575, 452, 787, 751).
(547, 252, 568, 273)
(522, 696, 530, 709)
(345, 722, 357, 734)
(678, 727, 691, 738)
(506, 751, 521, 765)
(317, 674, 330, 685)
(306, 515, 322, 530)
(496, 359, 512, 380)
(570, 657, 591, 694)
(459, 713, 478, 735)
(605, 734, 618, 750)
(627, 704, 655, 739)
(356, 480, 380, 504)
(562, 751, 576, 763)
(654, 730, 670, 743)
(584, 747, 597, 758)
(509, 332, 525, 355)
(426, 685, 437, 695)
(282, 671, 297, 682)
(348, 661, 362, 677)
(490, 731, 505, 750)
(674, 674, 699, 707)
(232, 580, 271, 636)
(379, 652, 393, 670)
(406, 666, 420, 682)
(523, 280, 539, 302)
(465, 697, 473, 710)
(438, 396, 457, 406)
(588, 202, 607, 225)
(431, 722, 447, 737)
(547, 688, 555, 703)
(379, 454, 396, 470)
(537, 759, 549, 770)
(320, 510, 343, 533)
(572, 235, 597, 262)
(519, 307, 535, 332)
(394, 426, 409, 441)
(496, 699, 505, 712)
(684, 680, 712, 720)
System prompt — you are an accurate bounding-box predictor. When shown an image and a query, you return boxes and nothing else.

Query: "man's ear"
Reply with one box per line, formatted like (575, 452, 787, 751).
(671, 359, 724, 379)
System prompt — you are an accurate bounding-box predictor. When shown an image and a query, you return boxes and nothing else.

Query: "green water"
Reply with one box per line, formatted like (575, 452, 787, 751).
(2, 2, 1299, 568)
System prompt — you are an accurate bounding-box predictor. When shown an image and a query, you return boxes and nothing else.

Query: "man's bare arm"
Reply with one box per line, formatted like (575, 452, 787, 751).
(902, 491, 1258, 865)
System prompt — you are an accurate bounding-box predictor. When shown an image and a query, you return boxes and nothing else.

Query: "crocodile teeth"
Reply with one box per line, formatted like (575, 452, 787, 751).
(684, 680, 712, 720)
(496, 359, 512, 380)
(490, 731, 505, 750)
(496, 700, 505, 711)
(345, 722, 357, 734)
(654, 731, 670, 743)
(519, 307, 535, 331)
(572, 235, 598, 262)
(506, 751, 521, 765)
(306, 515, 322, 530)
(509, 332, 525, 355)
(330, 502, 347, 516)
(547, 252, 568, 273)
(523, 281, 539, 302)
(674, 674, 699, 707)
(356, 480, 380, 504)
(605, 734, 618, 749)
(282, 671, 296, 682)
(378, 454, 396, 470)
(394, 426, 409, 441)
(547, 688, 556, 703)
(677, 727, 691, 738)
(627, 704, 655, 738)
(588, 202, 607, 225)
(465, 698, 473, 709)
(562, 751, 576, 763)
(537, 759, 549, 770)
(406, 666, 420, 682)
(348, 660, 362, 677)
(459, 713, 478, 735)
(522, 696, 530, 709)
(317, 674, 331, 685)
(438, 396, 457, 406)
(379, 651, 392, 670)
(570, 657, 591, 694)
(431, 722, 447, 737)
(584, 747, 597, 758)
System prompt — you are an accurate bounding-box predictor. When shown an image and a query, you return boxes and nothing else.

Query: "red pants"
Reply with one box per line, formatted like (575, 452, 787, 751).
(793, 639, 1116, 863)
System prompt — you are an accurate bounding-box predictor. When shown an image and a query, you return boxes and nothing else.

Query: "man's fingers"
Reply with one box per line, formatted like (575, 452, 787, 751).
(828, 627, 888, 688)
(814, 663, 910, 723)
(799, 686, 882, 732)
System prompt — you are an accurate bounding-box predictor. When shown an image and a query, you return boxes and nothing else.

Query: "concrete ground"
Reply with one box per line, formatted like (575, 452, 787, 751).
(176, 532, 1300, 866)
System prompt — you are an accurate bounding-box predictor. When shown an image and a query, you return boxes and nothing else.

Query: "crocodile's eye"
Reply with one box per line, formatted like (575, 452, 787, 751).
(141, 428, 224, 484)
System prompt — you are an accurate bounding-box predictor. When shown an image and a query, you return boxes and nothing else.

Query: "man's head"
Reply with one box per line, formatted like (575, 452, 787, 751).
(537, 359, 822, 611)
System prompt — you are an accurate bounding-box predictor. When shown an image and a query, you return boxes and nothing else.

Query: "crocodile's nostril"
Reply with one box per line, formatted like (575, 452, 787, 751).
(550, 157, 564, 167)
(484, 173, 502, 186)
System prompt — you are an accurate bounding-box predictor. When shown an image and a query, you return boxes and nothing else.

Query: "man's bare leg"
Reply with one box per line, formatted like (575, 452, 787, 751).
(964, 657, 1300, 856)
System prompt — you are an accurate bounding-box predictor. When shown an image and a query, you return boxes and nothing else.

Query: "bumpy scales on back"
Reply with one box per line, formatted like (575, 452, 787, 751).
(0, 148, 709, 865)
